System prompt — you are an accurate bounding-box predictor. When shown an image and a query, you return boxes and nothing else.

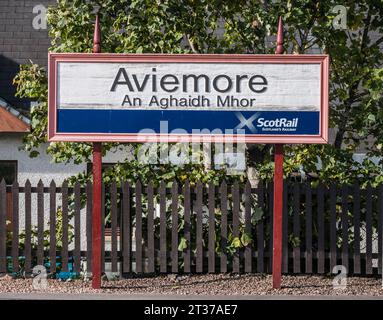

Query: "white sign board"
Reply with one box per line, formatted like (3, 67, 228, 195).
(48, 53, 329, 143)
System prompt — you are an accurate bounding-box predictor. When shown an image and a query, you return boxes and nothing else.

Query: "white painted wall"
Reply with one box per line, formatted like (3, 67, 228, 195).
(0, 133, 132, 185)
(0, 134, 85, 185)
(0, 133, 131, 250)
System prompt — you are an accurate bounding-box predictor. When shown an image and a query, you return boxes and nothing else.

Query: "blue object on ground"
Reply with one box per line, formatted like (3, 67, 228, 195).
(6, 255, 81, 280)
(55, 257, 80, 280)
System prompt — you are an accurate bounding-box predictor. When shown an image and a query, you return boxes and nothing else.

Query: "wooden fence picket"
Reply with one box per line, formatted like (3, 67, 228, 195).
(49, 180, 56, 274)
(317, 183, 325, 274)
(293, 182, 300, 274)
(171, 181, 179, 273)
(135, 181, 143, 273)
(305, 182, 312, 274)
(329, 183, 337, 272)
(110, 181, 118, 273)
(220, 181, 228, 273)
(74, 181, 81, 273)
(244, 181, 252, 273)
(0, 180, 6, 273)
(147, 182, 155, 273)
(25, 180, 32, 274)
(0, 179, 381, 276)
(183, 181, 191, 273)
(256, 182, 264, 273)
(196, 181, 203, 273)
(121, 181, 131, 273)
(160, 181, 167, 273)
(341, 185, 349, 272)
(282, 181, 288, 273)
(208, 181, 215, 273)
(232, 181, 240, 273)
(365, 184, 373, 275)
(37, 180, 44, 267)
(352, 182, 361, 274)
(268, 182, 273, 272)
(61, 180, 68, 272)
(101, 183, 105, 273)
(11, 181, 19, 273)
(86, 181, 93, 273)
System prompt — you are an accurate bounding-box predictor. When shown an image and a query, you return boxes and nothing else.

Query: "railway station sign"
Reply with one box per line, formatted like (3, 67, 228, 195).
(48, 53, 329, 143)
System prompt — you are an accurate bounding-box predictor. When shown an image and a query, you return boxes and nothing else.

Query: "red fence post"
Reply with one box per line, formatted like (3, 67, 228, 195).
(272, 17, 284, 289)
(92, 14, 102, 290)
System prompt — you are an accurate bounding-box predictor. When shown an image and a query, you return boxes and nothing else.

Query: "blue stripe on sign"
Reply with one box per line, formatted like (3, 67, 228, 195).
(57, 109, 320, 135)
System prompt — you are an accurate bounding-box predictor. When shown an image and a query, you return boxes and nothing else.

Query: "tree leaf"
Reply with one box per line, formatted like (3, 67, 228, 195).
(178, 237, 188, 251)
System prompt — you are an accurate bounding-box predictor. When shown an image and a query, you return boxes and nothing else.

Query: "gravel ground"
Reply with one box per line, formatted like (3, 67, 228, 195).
(0, 273, 382, 296)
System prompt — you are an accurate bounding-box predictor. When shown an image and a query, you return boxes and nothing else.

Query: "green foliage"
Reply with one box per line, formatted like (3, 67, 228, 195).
(6, 207, 74, 251)
(13, 63, 48, 158)
(13, 0, 383, 186)
(10, 1, 383, 261)
(178, 236, 188, 251)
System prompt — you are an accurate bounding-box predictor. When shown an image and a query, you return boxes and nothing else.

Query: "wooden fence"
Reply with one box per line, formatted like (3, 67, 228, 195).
(0, 179, 382, 276)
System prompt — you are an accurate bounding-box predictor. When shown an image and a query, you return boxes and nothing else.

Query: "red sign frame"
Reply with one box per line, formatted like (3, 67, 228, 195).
(48, 53, 329, 144)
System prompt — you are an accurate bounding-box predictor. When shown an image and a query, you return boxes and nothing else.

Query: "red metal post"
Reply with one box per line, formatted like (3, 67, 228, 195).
(273, 17, 284, 289)
(273, 144, 283, 288)
(92, 14, 102, 290)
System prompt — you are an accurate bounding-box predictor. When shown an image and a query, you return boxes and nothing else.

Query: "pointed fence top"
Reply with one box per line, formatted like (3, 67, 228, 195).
(74, 180, 81, 190)
(135, 180, 142, 189)
(93, 14, 101, 53)
(275, 16, 284, 54)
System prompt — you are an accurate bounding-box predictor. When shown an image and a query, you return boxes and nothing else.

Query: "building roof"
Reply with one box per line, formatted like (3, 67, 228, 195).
(0, 97, 30, 133)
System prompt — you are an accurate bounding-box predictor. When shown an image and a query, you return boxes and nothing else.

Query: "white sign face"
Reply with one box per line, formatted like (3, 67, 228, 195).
(57, 62, 321, 111)
(48, 54, 329, 143)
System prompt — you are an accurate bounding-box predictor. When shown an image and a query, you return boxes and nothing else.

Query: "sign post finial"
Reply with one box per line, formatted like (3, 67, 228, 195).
(275, 16, 284, 54)
(93, 14, 101, 54)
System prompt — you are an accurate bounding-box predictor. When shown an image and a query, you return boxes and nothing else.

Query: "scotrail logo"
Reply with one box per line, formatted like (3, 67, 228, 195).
(257, 117, 298, 132)
(235, 112, 298, 133)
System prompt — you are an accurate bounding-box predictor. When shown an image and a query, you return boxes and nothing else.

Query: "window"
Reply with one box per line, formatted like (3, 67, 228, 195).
(0, 161, 17, 228)
(0, 160, 17, 184)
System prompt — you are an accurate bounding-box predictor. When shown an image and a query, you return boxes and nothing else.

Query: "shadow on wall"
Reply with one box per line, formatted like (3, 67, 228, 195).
(0, 54, 31, 113)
